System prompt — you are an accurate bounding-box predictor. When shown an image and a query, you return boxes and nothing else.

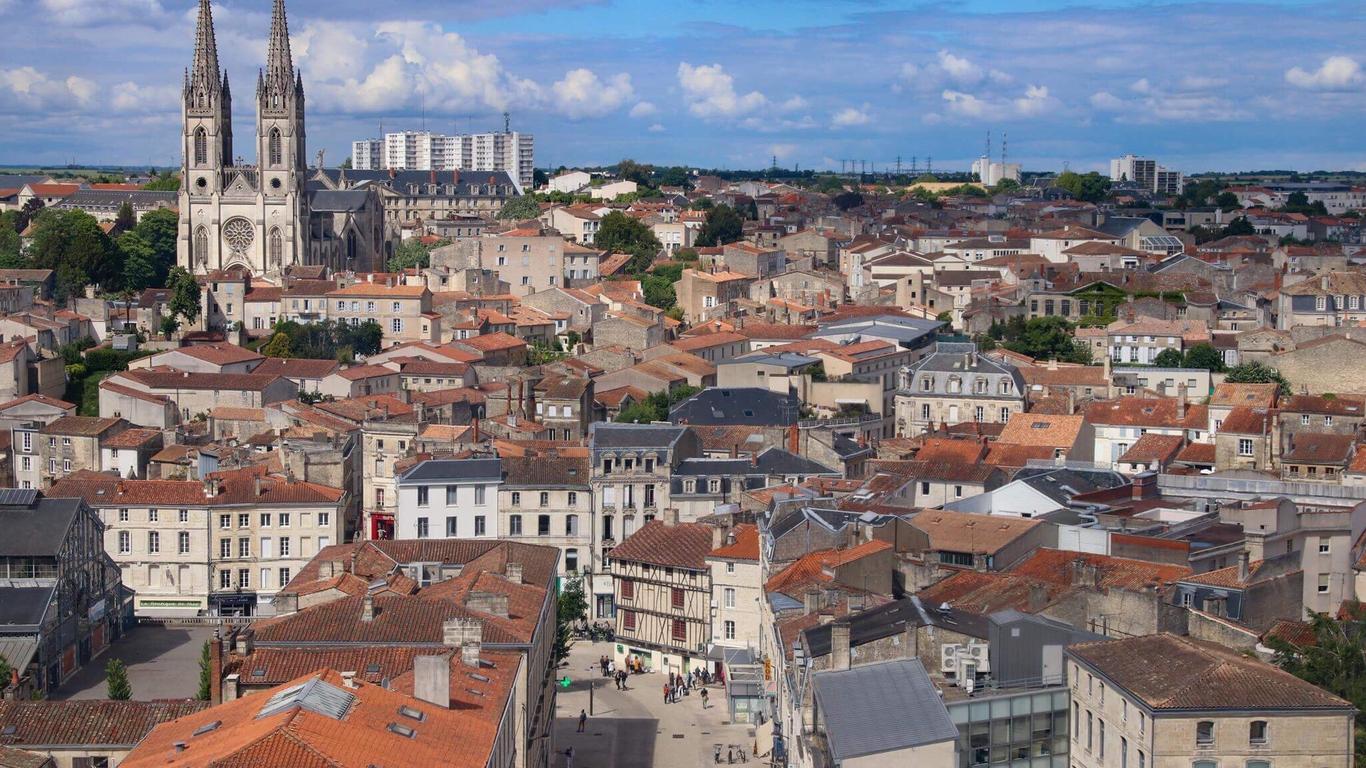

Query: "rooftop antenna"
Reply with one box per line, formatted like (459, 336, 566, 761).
(1002, 132, 1008, 165)
(420, 92, 426, 132)
(927, 156, 932, 174)
(985, 130, 991, 160)
(504, 111, 511, 134)
(896, 155, 902, 176)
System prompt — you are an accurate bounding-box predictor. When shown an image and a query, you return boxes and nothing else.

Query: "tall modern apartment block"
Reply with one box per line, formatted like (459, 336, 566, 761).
(350, 130, 533, 191)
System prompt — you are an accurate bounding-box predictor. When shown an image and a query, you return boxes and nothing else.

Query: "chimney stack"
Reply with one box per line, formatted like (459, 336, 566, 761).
(413, 655, 451, 708)
(662, 508, 679, 527)
(1176, 383, 1187, 421)
(1238, 550, 1250, 583)
(830, 621, 852, 671)
(362, 592, 375, 622)
(804, 589, 821, 616)
(464, 591, 509, 618)
(712, 525, 725, 550)
(505, 562, 523, 585)
(209, 629, 223, 704)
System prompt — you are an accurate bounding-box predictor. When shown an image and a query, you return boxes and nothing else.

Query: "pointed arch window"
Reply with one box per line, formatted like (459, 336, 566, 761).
(269, 128, 282, 167)
(269, 228, 283, 266)
(193, 226, 208, 264)
(193, 128, 208, 166)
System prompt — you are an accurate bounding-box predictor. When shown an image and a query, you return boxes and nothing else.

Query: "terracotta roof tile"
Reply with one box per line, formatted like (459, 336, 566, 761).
(610, 520, 714, 570)
(707, 524, 760, 561)
(0, 699, 207, 748)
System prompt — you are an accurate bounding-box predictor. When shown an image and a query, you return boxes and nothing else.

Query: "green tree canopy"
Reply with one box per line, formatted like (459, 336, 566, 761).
(1152, 348, 1185, 368)
(143, 172, 180, 192)
(117, 230, 159, 293)
(387, 237, 446, 272)
(261, 332, 294, 359)
(595, 211, 661, 273)
(1224, 360, 1292, 395)
(833, 191, 865, 211)
(133, 208, 179, 288)
(197, 641, 212, 701)
(114, 201, 136, 233)
(166, 266, 201, 324)
(28, 209, 120, 299)
(1055, 171, 1112, 202)
(0, 211, 22, 269)
(105, 658, 131, 700)
(999, 317, 1093, 364)
(615, 159, 653, 186)
(497, 196, 541, 221)
(1182, 343, 1226, 372)
(1215, 191, 1242, 212)
(1266, 609, 1366, 764)
(696, 204, 743, 247)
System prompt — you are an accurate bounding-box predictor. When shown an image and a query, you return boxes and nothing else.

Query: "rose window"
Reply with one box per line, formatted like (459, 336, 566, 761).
(223, 218, 255, 255)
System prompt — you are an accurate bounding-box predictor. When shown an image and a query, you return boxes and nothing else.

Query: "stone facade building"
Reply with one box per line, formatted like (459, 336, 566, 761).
(894, 342, 1027, 437)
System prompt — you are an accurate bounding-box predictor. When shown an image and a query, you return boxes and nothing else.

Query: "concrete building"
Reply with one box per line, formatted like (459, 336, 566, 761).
(359, 129, 534, 190)
(498, 454, 592, 582)
(1109, 154, 1184, 195)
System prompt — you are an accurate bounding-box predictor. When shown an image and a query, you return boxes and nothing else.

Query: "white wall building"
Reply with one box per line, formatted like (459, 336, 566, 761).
(357, 130, 535, 191)
(1110, 153, 1184, 195)
(971, 158, 1021, 187)
(351, 138, 383, 171)
(395, 458, 503, 540)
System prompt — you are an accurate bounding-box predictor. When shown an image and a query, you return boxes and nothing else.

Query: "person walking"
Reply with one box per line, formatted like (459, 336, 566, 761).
(565, 747, 575, 768)
(577, 709, 587, 733)
(663, 682, 670, 704)
(701, 687, 709, 709)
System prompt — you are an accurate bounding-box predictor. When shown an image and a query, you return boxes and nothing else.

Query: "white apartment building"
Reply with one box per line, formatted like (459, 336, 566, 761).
(351, 138, 383, 171)
(971, 158, 1021, 187)
(1110, 154, 1184, 195)
(395, 458, 503, 540)
(358, 130, 535, 191)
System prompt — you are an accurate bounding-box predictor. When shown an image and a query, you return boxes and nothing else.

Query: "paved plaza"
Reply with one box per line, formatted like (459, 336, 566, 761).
(553, 642, 761, 768)
(53, 623, 214, 701)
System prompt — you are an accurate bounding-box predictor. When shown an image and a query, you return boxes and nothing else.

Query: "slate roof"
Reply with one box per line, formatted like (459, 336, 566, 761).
(1068, 633, 1352, 711)
(398, 458, 503, 484)
(912, 510, 1042, 555)
(669, 387, 801, 427)
(811, 659, 958, 760)
(589, 422, 687, 450)
(0, 495, 81, 557)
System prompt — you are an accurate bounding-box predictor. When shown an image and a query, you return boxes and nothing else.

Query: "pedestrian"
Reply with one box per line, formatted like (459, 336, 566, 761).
(607, 659, 615, 677)
(663, 683, 670, 704)
(701, 688, 709, 709)
(577, 709, 587, 733)
(727, 746, 734, 764)
(714, 745, 722, 764)
(565, 747, 575, 768)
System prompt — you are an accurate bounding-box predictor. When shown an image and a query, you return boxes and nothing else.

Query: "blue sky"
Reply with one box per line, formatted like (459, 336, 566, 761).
(0, 0, 1362, 173)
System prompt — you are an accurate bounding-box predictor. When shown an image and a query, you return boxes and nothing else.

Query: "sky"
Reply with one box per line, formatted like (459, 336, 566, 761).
(0, 0, 1362, 174)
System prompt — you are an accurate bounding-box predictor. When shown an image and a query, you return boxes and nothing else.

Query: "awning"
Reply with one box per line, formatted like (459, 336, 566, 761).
(755, 720, 775, 757)
(0, 635, 39, 674)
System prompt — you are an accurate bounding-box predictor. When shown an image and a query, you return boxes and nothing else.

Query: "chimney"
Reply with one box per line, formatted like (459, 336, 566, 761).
(1176, 383, 1187, 421)
(341, 671, 357, 689)
(253, 476, 263, 497)
(465, 591, 509, 618)
(788, 423, 799, 453)
(830, 621, 852, 671)
(362, 593, 375, 622)
(209, 630, 223, 704)
(443, 617, 483, 649)
(712, 525, 725, 550)
(319, 560, 335, 579)
(505, 562, 523, 585)
(662, 508, 679, 527)
(234, 628, 254, 656)
(1238, 550, 1251, 583)
(1066, 389, 1076, 415)
(413, 655, 451, 708)
(222, 673, 239, 702)
(804, 589, 821, 615)
(203, 477, 216, 498)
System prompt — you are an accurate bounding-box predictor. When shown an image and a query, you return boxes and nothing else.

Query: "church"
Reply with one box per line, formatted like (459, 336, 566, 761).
(177, 0, 384, 280)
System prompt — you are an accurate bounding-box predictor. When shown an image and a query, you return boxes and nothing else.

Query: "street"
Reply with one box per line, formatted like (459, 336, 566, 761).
(553, 641, 759, 768)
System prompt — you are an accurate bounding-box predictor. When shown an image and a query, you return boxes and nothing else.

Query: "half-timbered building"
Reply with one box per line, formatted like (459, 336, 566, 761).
(609, 514, 715, 676)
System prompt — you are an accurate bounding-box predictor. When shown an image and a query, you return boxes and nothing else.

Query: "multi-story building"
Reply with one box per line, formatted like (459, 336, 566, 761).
(610, 515, 714, 675)
(395, 458, 503, 541)
(351, 137, 383, 170)
(0, 489, 125, 695)
(202, 467, 348, 616)
(587, 422, 702, 619)
(48, 470, 215, 616)
(706, 524, 762, 653)
(894, 342, 1027, 437)
(499, 454, 592, 583)
(534, 374, 593, 440)
(1067, 633, 1353, 768)
(1109, 154, 1184, 194)
(29, 415, 129, 489)
(358, 130, 534, 190)
(325, 281, 440, 346)
(1276, 272, 1366, 329)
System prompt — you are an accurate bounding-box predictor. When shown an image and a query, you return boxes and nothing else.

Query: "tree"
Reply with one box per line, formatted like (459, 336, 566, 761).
(143, 172, 180, 192)
(615, 401, 660, 424)
(1182, 343, 1226, 372)
(1223, 217, 1256, 237)
(167, 266, 201, 324)
(105, 658, 131, 700)
(553, 576, 590, 661)
(16, 197, 44, 233)
(992, 177, 1022, 193)
(0, 653, 11, 689)
(196, 641, 212, 701)
(1215, 191, 1242, 212)
(497, 196, 541, 221)
(0, 211, 22, 269)
(595, 211, 660, 273)
(262, 332, 294, 358)
(615, 159, 652, 186)
(832, 191, 864, 211)
(159, 315, 179, 340)
(387, 238, 443, 272)
(1225, 360, 1292, 395)
(118, 230, 159, 293)
(114, 201, 136, 233)
(1054, 171, 1112, 202)
(1001, 317, 1092, 364)
(1266, 609, 1366, 765)
(1152, 348, 1185, 367)
(656, 166, 690, 188)
(27, 209, 120, 299)
(696, 204, 743, 247)
(131, 208, 178, 288)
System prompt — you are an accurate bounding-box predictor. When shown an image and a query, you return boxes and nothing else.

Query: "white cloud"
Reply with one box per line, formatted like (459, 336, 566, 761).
(0, 66, 96, 111)
(109, 81, 178, 112)
(769, 143, 797, 160)
(1089, 84, 1248, 123)
(831, 105, 871, 128)
(937, 50, 982, 84)
(647, 123, 664, 133)
(677, 62, 767, 119)
(941, 89, 989, 118)
(780, 95, 808, 112)
(294, 21, 370, 82)
(549, 68, 633, 119)
(1013, 84, 1051, 116)
(39, 0, 164, 26)
(1089, 91, 1126, 111)
(1129, 78, 1152, 94)
(628, 101, 658, 118)
(1179, 75, 1226, 91)
(1285, 56, 1363, 91)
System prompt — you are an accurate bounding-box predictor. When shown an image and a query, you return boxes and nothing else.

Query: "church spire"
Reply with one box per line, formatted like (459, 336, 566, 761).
(191, 0, 220, 87)
(266, 0, 293, 80)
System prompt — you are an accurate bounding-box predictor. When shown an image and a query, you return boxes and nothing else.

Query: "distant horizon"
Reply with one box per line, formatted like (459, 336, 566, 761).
(1, 0, 1362, 174)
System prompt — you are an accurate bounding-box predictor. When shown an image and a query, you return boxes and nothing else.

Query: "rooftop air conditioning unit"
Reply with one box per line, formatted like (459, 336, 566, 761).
(941, 644, 962, 674)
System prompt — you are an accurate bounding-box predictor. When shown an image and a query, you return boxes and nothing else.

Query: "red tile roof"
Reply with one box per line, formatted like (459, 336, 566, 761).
(0, 699, 207, 748)
(708, 524, 760, 561)
(610, 520, 714, 570)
